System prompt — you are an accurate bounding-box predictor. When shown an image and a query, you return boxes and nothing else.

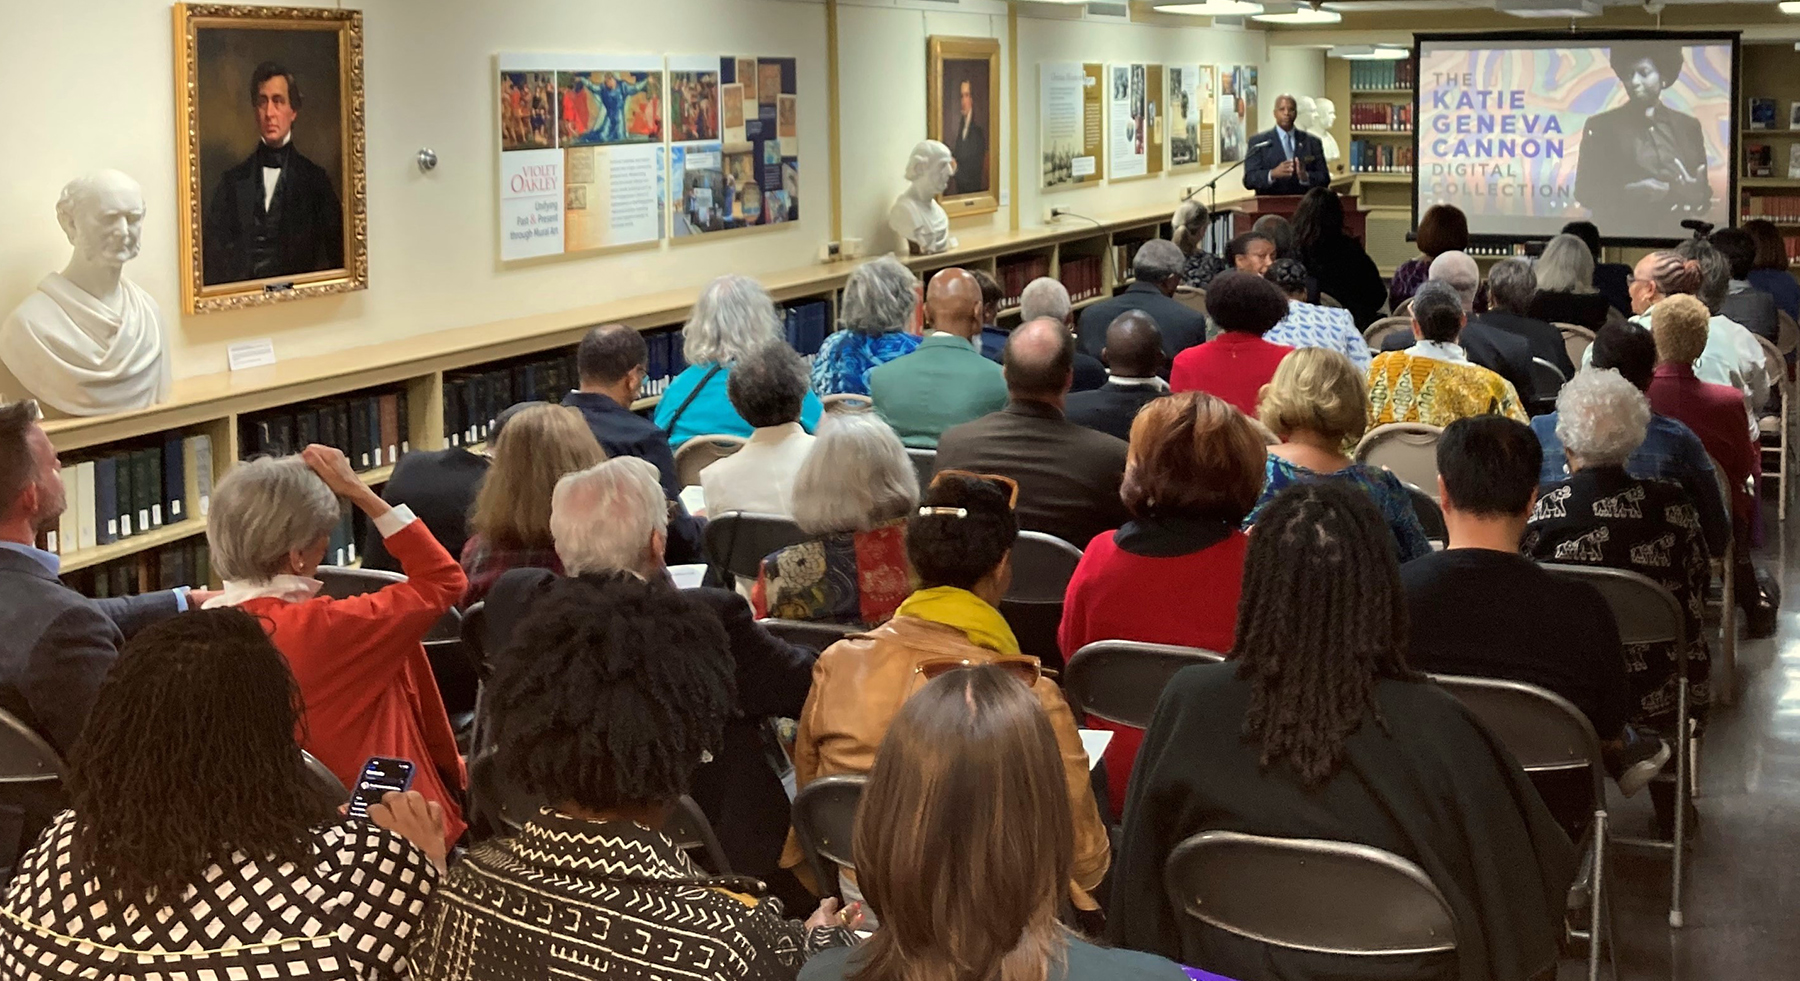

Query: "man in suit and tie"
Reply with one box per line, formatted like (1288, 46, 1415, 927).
(1065, 311, 1170, 441)
(1242, 94, 1330, 197)
(950, 79, 988, 196)
(1074, 240, 1209, 370)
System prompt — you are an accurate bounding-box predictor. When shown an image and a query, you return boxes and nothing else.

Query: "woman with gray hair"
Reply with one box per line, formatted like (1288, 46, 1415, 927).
(1524, 368, 1711, 743)
(653, 274, 824, 449)
(1527, 233, 1619, 331)
(203, 444, 470, 845)
(1172, 199, 1226, 290)
(752, 411, 919, 627)
(809, 256, 921, 397)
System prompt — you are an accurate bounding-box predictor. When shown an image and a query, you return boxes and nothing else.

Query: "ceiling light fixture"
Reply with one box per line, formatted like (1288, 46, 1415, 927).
(1250, 2, 1342, 23)
(1331, 44, 1411, 60)
(1780, 0, 1800, 12)
(1494, 0, 1602, 18)
(1151, 1, 1266, 15)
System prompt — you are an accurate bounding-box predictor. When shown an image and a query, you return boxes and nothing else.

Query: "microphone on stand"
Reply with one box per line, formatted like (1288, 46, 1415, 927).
(1180, 142, 1274, 204)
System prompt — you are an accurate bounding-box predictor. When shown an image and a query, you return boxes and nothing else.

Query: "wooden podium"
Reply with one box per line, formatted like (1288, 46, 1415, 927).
(1226, 194, 1368, 246)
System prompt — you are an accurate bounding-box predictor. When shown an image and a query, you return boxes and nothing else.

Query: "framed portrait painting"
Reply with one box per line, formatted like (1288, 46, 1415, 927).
(174, 5, 366, 314)
(927, 36, 1000, 218)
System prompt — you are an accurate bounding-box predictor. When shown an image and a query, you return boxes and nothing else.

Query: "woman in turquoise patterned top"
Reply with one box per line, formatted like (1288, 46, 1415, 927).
(1246, 347, 1433, 561)
(810, 256, 922, 397)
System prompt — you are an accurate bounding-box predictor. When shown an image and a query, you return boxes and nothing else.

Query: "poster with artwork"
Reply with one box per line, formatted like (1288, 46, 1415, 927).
(1169, 65, 1201, 171)
(673, 55, 798, 237)
(1107, 63, 1162, 181)
(1198, 65, 1218, 168)
(1041, 62, 1101, 189)
(497, 54, 666, 261)
(1220, 65, 1257, 163)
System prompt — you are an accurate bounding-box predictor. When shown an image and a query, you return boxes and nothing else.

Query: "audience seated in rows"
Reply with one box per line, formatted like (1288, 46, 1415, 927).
(1562, 219, 1634, 316)
(1743, 218, 1800, 320)
(1224, 230, 1276, 278)
(1647, 295, 1776, 635)
(1382, 251, 1537, 403)
(1368, 280, 1529, 427)
(206, 445, 468, 843)
(484, 457, 816, 882)
(783, 472, 1110, 909)
(869, 267, 1006, 448)
(1076, 240, 1208, 366)
(1172, 200, 1225, 291)
(811, 256, 920, 398)
(1710, 227, 1780, 343)
(1169, 271, 1293, 414)
(416, 573, 853, 980)
(1291, 187, 1385, 328)
(1403, 416, 1670, 800)
(1010, 277, 1107, 391)
(1263, 256, 1370, 370)
(1477, 256, 1575, 379)
(655, 274, 825, 449)
(1523, 369, 1713, 738)
(1064, 311, 1170, 441)
(1109, 481, 1577, 981)
(1059, 392, 1258, 815)
(1250, 348, 1432, 562)
(459, 403, 605, 605)
(1527, 233, 1624, 333)
(754, 410, 918, 627)
(1389, 202, 1467, 314)
(0, 400, 189, 755)
(936, 318, 1130, 548)
(702, 342, 816, 518)
(0, 610, 445, 980)
(797, 666, 1187, 981)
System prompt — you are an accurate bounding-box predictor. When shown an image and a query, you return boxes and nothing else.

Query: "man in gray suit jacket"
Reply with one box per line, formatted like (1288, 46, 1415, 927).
(0, 401, 198, 754)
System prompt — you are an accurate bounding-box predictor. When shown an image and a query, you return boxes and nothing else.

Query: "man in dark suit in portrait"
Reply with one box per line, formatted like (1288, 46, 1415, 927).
(1242, 94, 1329, 196)
(950, 79, 988, 196)
(203, 61, 345, 285)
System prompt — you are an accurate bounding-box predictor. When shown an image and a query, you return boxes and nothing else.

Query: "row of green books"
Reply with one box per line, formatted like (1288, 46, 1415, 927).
(41, 433, 214, 557)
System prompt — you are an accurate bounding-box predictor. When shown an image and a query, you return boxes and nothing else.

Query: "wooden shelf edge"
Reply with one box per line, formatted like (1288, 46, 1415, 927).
(358, 463, 397, 488)
(59, 518, 208, 574)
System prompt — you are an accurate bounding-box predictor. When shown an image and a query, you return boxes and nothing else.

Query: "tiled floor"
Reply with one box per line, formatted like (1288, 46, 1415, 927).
(1573, 513, 1800, 979)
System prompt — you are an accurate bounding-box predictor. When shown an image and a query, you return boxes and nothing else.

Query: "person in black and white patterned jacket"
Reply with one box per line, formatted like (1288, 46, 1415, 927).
(0, 609, 444, 980)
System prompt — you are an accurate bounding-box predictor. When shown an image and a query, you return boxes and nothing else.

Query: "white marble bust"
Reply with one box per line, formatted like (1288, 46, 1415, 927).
(0, 171, 169, 418)
(1313, 97, 1342, 165)
(890, 140, 957, 256)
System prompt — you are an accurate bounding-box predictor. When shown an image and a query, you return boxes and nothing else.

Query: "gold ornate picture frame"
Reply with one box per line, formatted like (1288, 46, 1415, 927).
(927, 36, 1001, 218)
(174, 4, 366, 314)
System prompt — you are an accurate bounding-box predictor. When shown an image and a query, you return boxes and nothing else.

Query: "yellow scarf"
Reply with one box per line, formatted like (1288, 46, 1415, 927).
(895, 586, 1021, 656)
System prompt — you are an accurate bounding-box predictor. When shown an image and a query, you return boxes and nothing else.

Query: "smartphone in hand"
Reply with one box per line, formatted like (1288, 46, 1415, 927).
(346, 756, 415, 820)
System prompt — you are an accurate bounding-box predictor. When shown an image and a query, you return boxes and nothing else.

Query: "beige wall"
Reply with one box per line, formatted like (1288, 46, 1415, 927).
(0, 0, 1323, 384)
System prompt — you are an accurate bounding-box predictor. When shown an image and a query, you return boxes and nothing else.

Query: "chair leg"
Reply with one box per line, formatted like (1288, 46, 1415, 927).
(1588, 809, 1606, 981)
(1717, 542, 1737, 708)
(1670, 676, 1689, 929)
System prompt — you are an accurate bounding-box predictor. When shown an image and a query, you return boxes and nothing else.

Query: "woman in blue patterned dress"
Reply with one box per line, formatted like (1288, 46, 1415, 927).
(1246, 347, 1433, 561)
(810, 256, 921, 397)
(1263, 257, 1371, 370)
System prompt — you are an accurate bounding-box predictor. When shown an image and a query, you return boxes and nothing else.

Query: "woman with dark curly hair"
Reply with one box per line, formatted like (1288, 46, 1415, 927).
(1168, 271, 1294, 414)
(413, 574, 853, 981)
(0, 608, 445, 980)
(1108, 481, 1575, 981)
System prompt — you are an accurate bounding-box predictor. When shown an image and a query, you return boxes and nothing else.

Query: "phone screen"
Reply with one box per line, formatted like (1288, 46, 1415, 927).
(346, 756, 415, 820)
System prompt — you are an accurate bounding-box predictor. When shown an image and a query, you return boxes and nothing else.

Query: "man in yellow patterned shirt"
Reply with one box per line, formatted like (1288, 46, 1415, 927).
(1367, 280, 1528, 427)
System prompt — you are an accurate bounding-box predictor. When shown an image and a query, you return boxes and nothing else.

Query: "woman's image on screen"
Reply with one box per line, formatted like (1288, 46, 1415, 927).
(1573, 42, 1710, 234)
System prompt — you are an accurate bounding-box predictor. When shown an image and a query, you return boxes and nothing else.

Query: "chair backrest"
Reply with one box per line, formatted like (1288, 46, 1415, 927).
(906, 446, 937, 489)
(1353, 423, 1444, 500)
(665, 795, 734, 875)
(674, 434, 749, 488)
(1000, 531, 1086, 671)
(1529, 356, 1567, 397)
(1426, 674, 1604, 803)
(703, 511, 810, 581)
(1755, 333, 1787, 396)
(1174, 285, 1208, 316)
(1555, 322, 1595, 366)
(1064, 640, 1224, 728)
(1164, 830, 1457, 958)
(0, 711, 62, 787)
(301, 750, 347, 798)
(791, 774, 867, 897)
(1778, 310, 1798, 357)
(1541, 563, 1687, 654)
(758, 618, 858, 652)
(1405, 482, 1447, 543)
(460, 600, 491, 677)
(1363, 316, 1412, 348)
(314, 565, 405, 599)
(1318, 291, 1344, 309)
(1393, 296, 1414, 318)
(821, 393, 874, 413)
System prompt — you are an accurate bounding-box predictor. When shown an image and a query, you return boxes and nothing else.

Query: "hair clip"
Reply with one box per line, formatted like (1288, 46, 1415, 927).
(918, 506, 968, 518)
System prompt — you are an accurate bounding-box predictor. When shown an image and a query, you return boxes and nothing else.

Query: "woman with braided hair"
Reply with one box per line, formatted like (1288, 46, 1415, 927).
(1108, 481, 1576, 981)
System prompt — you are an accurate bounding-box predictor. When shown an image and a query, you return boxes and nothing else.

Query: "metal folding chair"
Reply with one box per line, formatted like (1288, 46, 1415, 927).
(791, 774, 866, 900)
(703, 511, 809, 583)
(1754, 332, 1790, 522)
(1164, 830, 1457, 968)
(1542, 563, 1693, 928)
(1354, 423, 1444, 501)
(758, 618, 858, 652)
(1429, 674, 1614, 981)
(1001, 531, 1085, 672)
(1363, 315, 1413, 349)
(1555, 322, 1596, 367)
(1528, 357, 1568, 414)
(906, 447, 937, 489)
(1405, 483, 1447, 546)
(302, 750, 347, 799)
(1063, 640, 1224, 729)
(821, 393, 873, 413)
(664, 795, 735, 875)
(674, 434, 749, 488)
(1704, 454, 1738, 707)
(0, 709, 63, 876)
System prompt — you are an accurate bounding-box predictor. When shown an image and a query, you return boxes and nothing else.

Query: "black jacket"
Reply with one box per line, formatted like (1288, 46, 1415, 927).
(1472, 310, 1574, 380)
(951, 119, 988, 195)
(1382, 320, 1537, 404)
(1724, 285, 1780, 343)
(1528, 290, 1614, 332)
(562, 390, 706, 564)
(202, 144, 344, 285)
(1075, 282, 1208, 369)
(1241, 126, 1330, 196)
(483, 568, 815, 877)
(1595, 263, 1634, 317)
(360, 448, 489, 574)
(1300, 234, 1387, 330)
(1064, 382, 1169, 442)
(934, 400, 1130, 549)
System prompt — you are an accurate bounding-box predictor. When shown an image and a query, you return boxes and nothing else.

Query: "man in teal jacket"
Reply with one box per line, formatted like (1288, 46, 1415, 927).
(868, 267, 1008, 448)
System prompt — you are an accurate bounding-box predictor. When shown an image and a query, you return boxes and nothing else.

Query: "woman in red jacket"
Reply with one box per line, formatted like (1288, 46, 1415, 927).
(1058, 392, 1266, 816)
(205, 444, 469, 845)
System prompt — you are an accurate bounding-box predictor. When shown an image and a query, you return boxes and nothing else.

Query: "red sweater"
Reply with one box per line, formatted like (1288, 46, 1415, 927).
(1058, 526, 1248, 816)
(237, 520, 469, 845)
(1170, 332, 1294, 415)
(1647, 363, 1759, 522)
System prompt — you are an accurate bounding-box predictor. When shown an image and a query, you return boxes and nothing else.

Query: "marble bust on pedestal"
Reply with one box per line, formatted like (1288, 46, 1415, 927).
(1313, 97, 1342, 166)
(0, 170, 170, 418)
(890, 140, 958, 256)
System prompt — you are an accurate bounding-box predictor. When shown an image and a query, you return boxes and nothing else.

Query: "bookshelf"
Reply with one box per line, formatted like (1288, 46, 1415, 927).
(38, 199, 1190, 593)
(1739, 43, 1800, 232)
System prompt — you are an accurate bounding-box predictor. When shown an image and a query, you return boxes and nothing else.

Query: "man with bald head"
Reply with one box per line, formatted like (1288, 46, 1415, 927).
(1380, 250, 1537, 405)
(1064, 311, 1170, 441)
(934, 318, 1131, 548)
(868, 267, 1007, 447)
